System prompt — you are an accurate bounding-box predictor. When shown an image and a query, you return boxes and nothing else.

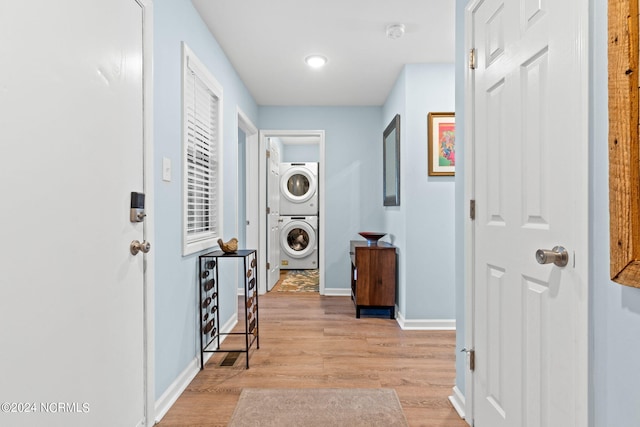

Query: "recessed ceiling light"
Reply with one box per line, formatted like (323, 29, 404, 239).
(305, 55, 328, 68)
(386, 24, 405, 40)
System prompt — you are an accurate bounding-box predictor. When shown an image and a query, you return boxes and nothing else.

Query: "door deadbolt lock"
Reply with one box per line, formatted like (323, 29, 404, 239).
(130, 192, 146, 223)
(130, 240, 151, 255)
(535, 246, 568, 267)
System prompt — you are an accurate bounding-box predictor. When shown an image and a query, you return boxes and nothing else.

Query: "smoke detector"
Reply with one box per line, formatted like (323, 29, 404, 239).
(386, 24, 405, 40)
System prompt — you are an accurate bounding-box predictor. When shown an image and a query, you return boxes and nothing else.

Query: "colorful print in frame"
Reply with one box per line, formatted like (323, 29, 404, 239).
(428, 112, 455, 176)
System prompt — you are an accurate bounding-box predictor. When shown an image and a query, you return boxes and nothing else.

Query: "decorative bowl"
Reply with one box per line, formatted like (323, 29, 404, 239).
(358, 232, 387, 246)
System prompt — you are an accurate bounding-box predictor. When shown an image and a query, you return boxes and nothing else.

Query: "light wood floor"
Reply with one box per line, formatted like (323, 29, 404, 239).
(158, 292, 467, 427)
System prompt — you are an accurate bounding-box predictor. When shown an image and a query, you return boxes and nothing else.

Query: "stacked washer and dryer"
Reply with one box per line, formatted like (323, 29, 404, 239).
(279, 162, 318, 270)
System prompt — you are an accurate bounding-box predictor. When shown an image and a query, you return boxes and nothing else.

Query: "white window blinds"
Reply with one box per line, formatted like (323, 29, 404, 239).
(182, 44, 223, 255)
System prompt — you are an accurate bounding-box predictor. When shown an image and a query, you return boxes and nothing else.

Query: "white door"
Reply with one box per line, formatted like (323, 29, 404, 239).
(0, 1, 149, 426)
(468, 0, 588, 426)
(267, 139, 281, 290)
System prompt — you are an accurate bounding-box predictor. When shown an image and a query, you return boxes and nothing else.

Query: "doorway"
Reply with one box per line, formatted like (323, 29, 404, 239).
(238, 108, 259, 295)
(238, 109, 259, 248)
(258, 130, 326, 295)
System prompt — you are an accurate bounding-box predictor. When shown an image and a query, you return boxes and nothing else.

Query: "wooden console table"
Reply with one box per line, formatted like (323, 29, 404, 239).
(349, 240, 397, 318)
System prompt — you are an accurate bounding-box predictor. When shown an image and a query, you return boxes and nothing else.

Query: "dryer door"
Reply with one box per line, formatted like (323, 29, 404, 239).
(281, 166, 317, 204)
(281, 220, 317, 259)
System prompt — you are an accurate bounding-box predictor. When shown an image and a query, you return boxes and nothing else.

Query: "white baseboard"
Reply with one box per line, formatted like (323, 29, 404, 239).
(395, 310, 456, 330)
(322, 287, 351, 296)
(311, 299, 455, 331)
(448, 385, 466, 420)
(154, 315, 239, 423)
(154, 357, 200, 423)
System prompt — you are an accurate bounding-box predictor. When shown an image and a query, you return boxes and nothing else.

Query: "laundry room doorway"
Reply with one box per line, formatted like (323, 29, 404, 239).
(258, 130, 325, 295)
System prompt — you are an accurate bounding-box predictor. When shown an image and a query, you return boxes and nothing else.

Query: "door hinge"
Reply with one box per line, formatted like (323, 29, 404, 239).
(469, 48, 476, 70)
(266, 150, 271, 158)
(266, 262, 270, 270)
(470, 199, 476, 220)
(461, 348, 475, 371)
(267, 206, 271, 214)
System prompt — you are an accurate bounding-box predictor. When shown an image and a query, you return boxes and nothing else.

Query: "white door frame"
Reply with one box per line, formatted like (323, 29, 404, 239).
(139, 0, 155, 423)
(462, 0, 589, 424)
(463, 3, 476, 421)
(238, 108, 259, 259)
(258, 130, 325, 295)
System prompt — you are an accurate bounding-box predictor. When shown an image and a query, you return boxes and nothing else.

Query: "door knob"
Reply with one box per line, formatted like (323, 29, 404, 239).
(130, 240, 151, 255)
(535, 246, 568, 267)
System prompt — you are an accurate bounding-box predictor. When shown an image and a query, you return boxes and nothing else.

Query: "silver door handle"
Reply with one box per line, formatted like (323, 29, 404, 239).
(535, 246, 568, 267)
(130, 240, 151, 255)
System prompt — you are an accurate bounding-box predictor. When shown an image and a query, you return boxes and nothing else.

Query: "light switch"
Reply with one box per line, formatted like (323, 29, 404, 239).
(162, 157, 171, 182)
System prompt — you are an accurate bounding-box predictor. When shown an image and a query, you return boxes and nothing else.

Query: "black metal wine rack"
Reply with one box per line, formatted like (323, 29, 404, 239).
(198, 249, 259, 369)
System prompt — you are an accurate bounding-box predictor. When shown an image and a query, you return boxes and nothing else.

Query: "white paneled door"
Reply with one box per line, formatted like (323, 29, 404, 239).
(0, 1, 150, 426)
(267, 139, 281, 290)
(468, 0, 588, 426)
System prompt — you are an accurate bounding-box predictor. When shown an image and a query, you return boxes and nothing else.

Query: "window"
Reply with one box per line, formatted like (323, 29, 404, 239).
(182, 43, 223, 256)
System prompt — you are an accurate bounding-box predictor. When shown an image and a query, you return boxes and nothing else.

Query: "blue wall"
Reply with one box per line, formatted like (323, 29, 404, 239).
(454, 0, 640, 424)
(382, 69, 408, 312)
(382, 64, 456, 320)
(281, 144, 320, 162)
(259, 107, 384, 289)
(154, 0, 258, 398)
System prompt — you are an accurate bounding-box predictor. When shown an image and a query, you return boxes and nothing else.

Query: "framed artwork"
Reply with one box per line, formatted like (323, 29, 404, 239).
(428, 112, 455, 176)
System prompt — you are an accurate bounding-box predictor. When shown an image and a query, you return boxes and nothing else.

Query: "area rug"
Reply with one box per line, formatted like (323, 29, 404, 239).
(227, 388, 408, 427)
(274, 269, 319, 292)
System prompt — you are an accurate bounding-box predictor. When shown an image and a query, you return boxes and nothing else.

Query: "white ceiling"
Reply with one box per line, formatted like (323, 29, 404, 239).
(191, 0, 455, 106)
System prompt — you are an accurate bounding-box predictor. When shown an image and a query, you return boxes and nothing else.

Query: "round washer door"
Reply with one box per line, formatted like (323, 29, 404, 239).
(280, 167, 317, 204)
(280, 220, 316, 259)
